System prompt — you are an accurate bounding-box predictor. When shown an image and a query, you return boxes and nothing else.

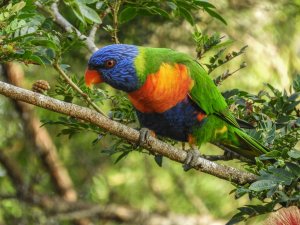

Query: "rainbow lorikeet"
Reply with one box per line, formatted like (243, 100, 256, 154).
(85, 44, 268, 161)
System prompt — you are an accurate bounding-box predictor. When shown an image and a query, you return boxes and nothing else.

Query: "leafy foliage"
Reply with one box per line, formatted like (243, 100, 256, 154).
(64, 0, 102, 25)
(117, 0, 226, 25)
(0, 1, 59, 64)
(0, 1, 299, 225)
(225, 76, 300, 224)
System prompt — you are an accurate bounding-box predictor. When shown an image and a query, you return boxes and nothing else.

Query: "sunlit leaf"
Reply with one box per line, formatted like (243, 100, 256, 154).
(78, 3, 102, 24)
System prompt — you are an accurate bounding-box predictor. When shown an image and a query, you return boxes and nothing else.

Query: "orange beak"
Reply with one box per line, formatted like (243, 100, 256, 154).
(85, 69, 103, 87)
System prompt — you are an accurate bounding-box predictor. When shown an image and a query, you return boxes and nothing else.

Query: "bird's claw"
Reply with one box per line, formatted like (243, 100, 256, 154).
(137, 128, 163, 167)
(138, 128, 152, 147)
(183, 149, 200, 171)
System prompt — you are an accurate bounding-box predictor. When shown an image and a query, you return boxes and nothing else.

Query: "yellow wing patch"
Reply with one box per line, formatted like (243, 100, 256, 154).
(215, 126, 228, 136)
(134, 48, 146, 77)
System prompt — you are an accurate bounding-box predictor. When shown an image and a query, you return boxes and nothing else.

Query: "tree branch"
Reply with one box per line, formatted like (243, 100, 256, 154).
(0, 81, 257, 185)
(36, 2, 98, 53)
(53, 62, 107, 116)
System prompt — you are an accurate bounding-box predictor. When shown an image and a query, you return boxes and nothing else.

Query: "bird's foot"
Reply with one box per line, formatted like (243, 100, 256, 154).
(138, 128, 154, 148)
(136, 128, 163, 167)
(183, 148, 200, 171)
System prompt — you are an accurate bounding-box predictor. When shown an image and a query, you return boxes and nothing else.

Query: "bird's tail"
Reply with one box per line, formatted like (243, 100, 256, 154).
(193, 115, 269, 160)
(217, 127, 269, 160)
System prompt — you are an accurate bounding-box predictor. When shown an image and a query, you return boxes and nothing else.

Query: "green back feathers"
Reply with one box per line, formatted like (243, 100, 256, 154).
(134, 47, 191, 85)
(133, 46, 268, 158)
(135, 46, 239, 128)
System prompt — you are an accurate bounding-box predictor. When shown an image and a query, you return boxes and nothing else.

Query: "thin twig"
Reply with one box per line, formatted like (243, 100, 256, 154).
(88, 24, 99, 43)
(0, 81, 258, 185)
(109, 0, 122, 44)
(214, 62, 247, 86)
(35, 2, 98, 53)
(53, 62, 107, 117)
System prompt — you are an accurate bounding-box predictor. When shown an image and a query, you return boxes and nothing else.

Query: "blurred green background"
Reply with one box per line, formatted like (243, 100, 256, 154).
(0, 0, 299, 224)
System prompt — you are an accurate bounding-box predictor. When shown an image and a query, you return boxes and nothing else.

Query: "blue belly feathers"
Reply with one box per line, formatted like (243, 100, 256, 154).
(136, 97, 206, 142)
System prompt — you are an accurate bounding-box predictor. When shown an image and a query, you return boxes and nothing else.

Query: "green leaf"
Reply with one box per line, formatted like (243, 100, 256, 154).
(119, 7, 137, 24)
(115, 151, 130, 164)
(179, 7, 194, 25)
(205, 8, 227, 25)
(11, 1, 26, 13)
(79, 0, 98, 4)
(234, 187, 250, 198)
(78, 3, 102, 24)
(167, 2, 177, 10)
(265, 83, 281, 97)
(150, 7, 169, 18)
(268, 168, 295, 185)
(28, 55, 45, 65)
(194, 0, 216, 8)
(30, 39, 59, 50)
(226, 212, 246, 225)
(288, 150, 300, 159)
(249, 180, 277, 191)
(286, 162, 300, 178)
(293, 74, 300, 92)
(259, 150, 281, 160)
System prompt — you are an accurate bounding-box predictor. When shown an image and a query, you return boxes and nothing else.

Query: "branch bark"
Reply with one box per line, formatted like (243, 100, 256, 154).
(0, 81, 258, 185)
(36, 2, 98, 53)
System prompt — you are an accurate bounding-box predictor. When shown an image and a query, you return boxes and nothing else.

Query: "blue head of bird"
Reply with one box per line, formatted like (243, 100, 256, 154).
(85, 44, 139, 92)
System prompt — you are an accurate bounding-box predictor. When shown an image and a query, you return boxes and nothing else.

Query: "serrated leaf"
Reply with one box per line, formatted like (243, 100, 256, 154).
(119, 7, 137, 24)
(249, 180, 277, 191)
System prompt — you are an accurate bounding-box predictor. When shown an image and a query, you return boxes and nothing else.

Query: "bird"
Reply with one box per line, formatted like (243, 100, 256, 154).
(85, 44, 268, 165)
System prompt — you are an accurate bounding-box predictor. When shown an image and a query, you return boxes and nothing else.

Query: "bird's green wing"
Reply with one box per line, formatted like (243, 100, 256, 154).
(187, 60, 240, 128)
(138, 47, 240, 129)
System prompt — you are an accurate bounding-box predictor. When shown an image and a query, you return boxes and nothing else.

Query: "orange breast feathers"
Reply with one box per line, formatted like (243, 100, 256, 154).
(128, 63, 194, 113)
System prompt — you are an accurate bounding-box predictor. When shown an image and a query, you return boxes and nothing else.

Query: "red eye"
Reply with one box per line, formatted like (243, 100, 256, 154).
(104, 59, 116, 68)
